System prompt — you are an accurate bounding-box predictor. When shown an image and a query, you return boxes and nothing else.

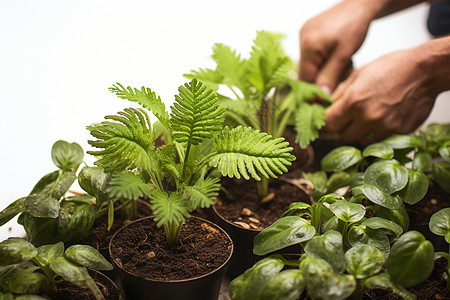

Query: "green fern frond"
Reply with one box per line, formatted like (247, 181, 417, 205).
(109, 83, 170, 128)
(183, 177, 220, 209)
(87, 108, 156, 173)
(183, 68, 223, 91)
(210, 126, 295, 181)
(170, 78, 225, 145)
(107, 172, 154, 201)
(266, 56, 292, 90)
(150, 190, 189, 228)
(212, 43, 250, 98)
(295, 103, 327, 149)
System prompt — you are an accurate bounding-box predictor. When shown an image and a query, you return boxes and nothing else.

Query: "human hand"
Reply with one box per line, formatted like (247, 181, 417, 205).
(325, 47, 440, 145)
(299, 0, 383, 93)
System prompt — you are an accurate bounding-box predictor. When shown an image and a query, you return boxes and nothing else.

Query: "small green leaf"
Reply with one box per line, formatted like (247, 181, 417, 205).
(107, 200, 114, 231)
(0, 266, 47, 295)
(78, 166, 111, 203)
(300, 256, 356, 300)
(326, 172, 350, 195)
(432, 161, 450, 193)
(362, 272, 415, 300)
(20, 213, 59, 247)
(376, 204, 410, 233)
(0, 238, 37, 265)
(387, 231, 434, 288)
(58, 201, 95, 242)
(382, 135, 422, 150)
(360, 217, 403, 236)
(65, 245, 113, 271)
(440, 141, 450, 162)
(258, 269, 305, 300)
(24, 194, 60, 219)
(51, 140, 84, 171)
(363, 143, 394, 159)
(35, 242, 64, 266)
(329, 200, 365, 223)
(321, 146, 362, 172)
(356, 184, 402, 209)
(429, 208, 450, 243)
(229, 257, 284, 300)
(253, 216, 315, 255)
(50, 257, 104, 300)
(304, 230, 345, 273)
(345, 244, 384, 279)
(0, 197, 26, 226)
(302, 171, 327, 199)
(412, 152, 432, 172)
(364, 160, 408, 194)
(397, 170, 429, 205)
(283, 202, 311, 218)
(294, 103, 326, 148)
(348, 226, 391, 260)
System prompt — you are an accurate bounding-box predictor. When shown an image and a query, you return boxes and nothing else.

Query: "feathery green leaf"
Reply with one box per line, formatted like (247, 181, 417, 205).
(183, 177, 220, 209)
(184, 68, 223, 91)
(149, 191, 189, 228)
(107, 172, 154, 201)
(210, 126, 295, 181)
(295, 103, 326, 149)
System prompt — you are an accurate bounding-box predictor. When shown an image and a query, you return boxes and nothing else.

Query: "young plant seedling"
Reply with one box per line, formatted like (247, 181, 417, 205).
(185, 31, 332, 198)
(87, 78, 295, 248)
(0, 141, 94, 246)
(0, 239, 113, 300)
(429, 207, 450, 289)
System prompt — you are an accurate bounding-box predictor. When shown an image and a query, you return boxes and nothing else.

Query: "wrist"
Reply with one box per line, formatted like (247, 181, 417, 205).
(414, 36, 450, 94)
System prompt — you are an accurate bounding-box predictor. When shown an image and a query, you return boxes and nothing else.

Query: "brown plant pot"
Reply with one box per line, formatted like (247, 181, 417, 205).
(109, 216, 233, 300)
(212, 178, 309, 279)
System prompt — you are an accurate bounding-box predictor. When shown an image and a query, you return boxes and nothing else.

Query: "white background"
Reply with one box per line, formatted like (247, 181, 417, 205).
(1, 0, 449, 240)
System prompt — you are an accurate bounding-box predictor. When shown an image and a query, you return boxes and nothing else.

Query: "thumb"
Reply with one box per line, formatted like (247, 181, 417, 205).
(316, 51, 352, 92)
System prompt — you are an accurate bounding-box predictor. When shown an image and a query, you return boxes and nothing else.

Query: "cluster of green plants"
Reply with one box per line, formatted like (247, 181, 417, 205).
(229, 123, 450, 299)
(185, 30, 332, 198)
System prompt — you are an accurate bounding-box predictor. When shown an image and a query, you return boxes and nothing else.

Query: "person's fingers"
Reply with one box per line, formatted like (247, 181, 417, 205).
(315, 50, 352, 92)
(324, 94, 352, 133)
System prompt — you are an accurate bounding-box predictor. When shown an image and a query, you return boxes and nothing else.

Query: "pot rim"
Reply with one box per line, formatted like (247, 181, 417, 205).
(109, 215, 234, 283)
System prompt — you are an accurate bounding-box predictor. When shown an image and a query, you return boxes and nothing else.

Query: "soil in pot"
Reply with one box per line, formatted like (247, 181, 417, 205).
(109, 216, 233, 300)
(42, 270, 122, 300)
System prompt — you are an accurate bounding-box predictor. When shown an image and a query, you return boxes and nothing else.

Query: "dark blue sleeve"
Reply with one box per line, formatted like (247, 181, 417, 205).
(427, 1, 450, 37)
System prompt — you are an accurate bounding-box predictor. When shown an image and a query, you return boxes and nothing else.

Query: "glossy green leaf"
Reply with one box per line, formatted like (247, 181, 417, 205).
(432, 161, 450, 193)
(360, 217, 403, 236)
(29, 171, 59, 195)
(326, 172, 350, 194)
(58, 201, 95, 242)
(356, 184, 402, 209)
(300, 256, 356, 300)
(329, 200, 365, 223)
(321, 146, 362, 172)
(50, 257, 104, 300)
(51, 140, 84, 171)
(362, 143, 394, 159)
(304, 230, 345, 273)
(429, 208, 450, 243)
(283, 202, 311, 218)
(348, 226, 390, 260)
(35, 242, 64, 266)
(376, 204, 409, 232)
(65, 245, 113, 271)
(0, 238, 37, 265)
(345, 244, 384, 279)
(302, 171, 327, 200)
(20, 213, 59, 247)
(24, 194, 60, 219)
(412, 152, 432, 172)
(363, 160, 408, 194)
(258, 269, 305, 300)
(382, 135, 422, 150)
(440, 141, 450, 162)
(397, 170, 429, 205)
(253, 216, 315, 255)
(229, 257, 284, 300)
(0, 197, 26, 226)
(387, 231, 434, 288)
(0, 266, 47, 295)
(78, 166, 111, 204)
(107, 200, 114, 231)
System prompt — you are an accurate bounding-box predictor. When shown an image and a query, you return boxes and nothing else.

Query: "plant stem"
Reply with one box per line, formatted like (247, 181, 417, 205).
(182, 142, 192, 182)
(165, 222, 182, 249)
(257, 177, 269, 199)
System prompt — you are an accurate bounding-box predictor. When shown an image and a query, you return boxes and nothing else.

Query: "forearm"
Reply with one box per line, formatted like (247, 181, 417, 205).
(343, 0, 431, 19)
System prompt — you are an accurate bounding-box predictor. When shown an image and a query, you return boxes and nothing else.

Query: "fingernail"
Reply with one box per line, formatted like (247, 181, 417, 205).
(320, 85, 331, 95)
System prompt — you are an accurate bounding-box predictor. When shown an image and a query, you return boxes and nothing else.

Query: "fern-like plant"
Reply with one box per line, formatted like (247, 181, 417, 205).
(184, 31, 333, 197)
(87, 78, 295, 248)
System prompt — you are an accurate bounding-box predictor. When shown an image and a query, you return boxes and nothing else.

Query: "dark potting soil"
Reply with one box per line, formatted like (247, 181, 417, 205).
(215, 177, 311, 230)
(43, 271, 121, 300)
(110, 217, 232, 281)
(406, 185, 450, 225)
(74, 200, 152, 251)
(366, 258, 450, 300)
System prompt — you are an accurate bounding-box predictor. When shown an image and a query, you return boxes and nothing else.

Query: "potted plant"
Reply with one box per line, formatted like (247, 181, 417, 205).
(0, 140, 95, 246)
(184, 30, 331, 277)
(229, 191, 435, 299)
(86, 78, 295, 300)
(0, 238, 117, 299)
